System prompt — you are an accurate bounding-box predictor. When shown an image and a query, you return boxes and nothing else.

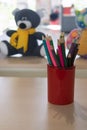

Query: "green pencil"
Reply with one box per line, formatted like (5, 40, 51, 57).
(42, 36, 52, 65)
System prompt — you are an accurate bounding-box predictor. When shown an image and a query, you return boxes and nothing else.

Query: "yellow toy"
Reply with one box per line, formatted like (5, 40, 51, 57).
(66, 8, 87, 58)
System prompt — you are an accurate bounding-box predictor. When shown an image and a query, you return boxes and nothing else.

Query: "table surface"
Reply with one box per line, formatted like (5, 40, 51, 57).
(0, 56, 87, 78)
(0, 77, 87, 130)
(0, 56, 47, 77)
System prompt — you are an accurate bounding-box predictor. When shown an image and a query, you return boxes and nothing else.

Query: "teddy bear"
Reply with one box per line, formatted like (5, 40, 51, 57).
(66, 8, 87, 58)
(0, 8, 46, 57)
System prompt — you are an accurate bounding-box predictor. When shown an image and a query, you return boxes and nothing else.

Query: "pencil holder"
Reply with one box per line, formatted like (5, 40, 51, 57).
(47, 64, 75, 105)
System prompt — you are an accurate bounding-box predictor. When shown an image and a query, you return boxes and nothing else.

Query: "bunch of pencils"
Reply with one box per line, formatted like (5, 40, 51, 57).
(42, 32, 79, 68)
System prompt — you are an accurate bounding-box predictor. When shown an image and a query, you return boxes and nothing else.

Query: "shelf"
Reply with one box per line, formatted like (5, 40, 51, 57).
(0, 57, 47, 77)
(0, 57, 87, 78)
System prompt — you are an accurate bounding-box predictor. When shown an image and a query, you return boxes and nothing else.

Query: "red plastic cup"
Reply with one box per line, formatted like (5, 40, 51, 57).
(47, 64, 75, 105)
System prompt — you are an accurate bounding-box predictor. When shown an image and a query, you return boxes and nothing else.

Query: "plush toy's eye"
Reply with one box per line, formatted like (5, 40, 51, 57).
(22, 17, 27, 21)
(84, 14, 87, 25)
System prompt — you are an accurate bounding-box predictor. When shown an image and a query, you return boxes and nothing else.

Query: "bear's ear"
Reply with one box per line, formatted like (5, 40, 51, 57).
(12, 8, 20, 16)
(36, 8, 46, 18)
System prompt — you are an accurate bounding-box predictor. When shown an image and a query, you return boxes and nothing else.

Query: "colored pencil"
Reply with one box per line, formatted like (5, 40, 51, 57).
(42, 33, 79, 69)
(42, 36, 52, 65)
(59, 32, 67, 67)
(57, 39, 64, 67)
(46, 37, 58, 67)
(67, 53, 72, 67)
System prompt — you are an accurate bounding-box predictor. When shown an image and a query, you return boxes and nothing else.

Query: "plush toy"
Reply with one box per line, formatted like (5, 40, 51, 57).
(66, 8, 87, 58)
(0, 8, 46, 57)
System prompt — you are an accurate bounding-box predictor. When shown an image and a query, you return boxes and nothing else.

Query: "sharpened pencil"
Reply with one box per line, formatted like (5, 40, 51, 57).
(42, 36, 52, 65)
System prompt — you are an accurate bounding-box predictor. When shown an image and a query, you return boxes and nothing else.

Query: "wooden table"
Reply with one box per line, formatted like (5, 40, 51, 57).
(0, 77, 87, 130)
(0, 57, 47, 77)
(0, 56, 87, 78)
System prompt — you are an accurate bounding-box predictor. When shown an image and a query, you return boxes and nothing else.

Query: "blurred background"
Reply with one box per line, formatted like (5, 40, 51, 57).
(0, 0, 87, 35)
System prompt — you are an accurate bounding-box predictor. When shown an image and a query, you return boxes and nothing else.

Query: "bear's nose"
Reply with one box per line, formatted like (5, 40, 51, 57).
(19, 23, 26, 29)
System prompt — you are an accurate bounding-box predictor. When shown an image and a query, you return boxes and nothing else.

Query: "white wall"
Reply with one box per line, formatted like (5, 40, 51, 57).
(51, 0, 61, 8)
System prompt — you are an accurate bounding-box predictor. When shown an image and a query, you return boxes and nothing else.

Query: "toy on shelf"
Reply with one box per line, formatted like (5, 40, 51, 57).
(0, 8, 46, 57)
(66, 8, 87, 58)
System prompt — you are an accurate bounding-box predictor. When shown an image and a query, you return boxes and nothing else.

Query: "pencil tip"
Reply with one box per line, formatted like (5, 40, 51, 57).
(42, 35, 45, 40)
